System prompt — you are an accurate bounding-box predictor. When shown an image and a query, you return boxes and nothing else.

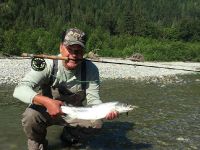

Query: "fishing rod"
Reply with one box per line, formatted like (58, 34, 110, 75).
(2, 53, 200, 73)
(21, 53, 69, 71)
(21, 53, 69, 60)
(91, 59, 200, 73)
(21, 53, 87, 71)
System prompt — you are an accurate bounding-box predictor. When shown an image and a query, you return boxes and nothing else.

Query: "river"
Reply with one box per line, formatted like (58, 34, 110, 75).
(0, 74, 200, 150)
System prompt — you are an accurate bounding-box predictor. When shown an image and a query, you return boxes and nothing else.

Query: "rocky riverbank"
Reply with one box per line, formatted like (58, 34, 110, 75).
(0, 58, 199, 85)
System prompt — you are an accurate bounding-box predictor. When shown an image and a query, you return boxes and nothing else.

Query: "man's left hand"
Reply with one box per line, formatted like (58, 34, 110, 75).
(105, 111, 119, 120)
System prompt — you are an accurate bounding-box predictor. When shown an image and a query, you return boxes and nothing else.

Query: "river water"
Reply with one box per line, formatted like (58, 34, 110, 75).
(0, 74, 200, 150)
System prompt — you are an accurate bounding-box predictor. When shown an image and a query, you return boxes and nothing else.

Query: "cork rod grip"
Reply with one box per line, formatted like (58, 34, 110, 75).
(21, 53, 69, 60)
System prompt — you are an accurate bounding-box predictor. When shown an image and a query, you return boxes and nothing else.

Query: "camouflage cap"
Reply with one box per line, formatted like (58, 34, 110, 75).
(63, 28, 86, 48)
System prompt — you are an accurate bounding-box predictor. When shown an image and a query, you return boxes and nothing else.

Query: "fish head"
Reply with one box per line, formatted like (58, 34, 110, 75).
(115, 102, 138, 113)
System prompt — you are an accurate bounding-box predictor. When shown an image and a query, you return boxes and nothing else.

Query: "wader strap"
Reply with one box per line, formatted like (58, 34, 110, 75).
(49, 59, 58, 86)
(41, 59, 58, 98)
(81, 59, 87, 91)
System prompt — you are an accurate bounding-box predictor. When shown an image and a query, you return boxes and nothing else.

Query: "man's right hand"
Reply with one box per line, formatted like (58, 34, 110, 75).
(45, 99, 64, 117)
(33, 95, 64, 118)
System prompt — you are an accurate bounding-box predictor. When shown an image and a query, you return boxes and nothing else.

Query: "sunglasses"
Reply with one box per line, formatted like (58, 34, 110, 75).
(66, 46, 84, 55)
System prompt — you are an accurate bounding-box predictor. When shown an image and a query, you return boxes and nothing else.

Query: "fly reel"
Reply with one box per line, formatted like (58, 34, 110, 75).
(31, 57, 46, 71)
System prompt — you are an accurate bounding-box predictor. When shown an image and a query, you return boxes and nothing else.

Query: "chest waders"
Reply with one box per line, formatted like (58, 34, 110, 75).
(41, 59, 87, 106)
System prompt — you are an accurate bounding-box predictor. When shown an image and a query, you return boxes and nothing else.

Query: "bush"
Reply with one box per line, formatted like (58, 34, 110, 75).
(3, 29, 19, 55)
(98, 35, 200, 62)
(16, 28, 59, 55)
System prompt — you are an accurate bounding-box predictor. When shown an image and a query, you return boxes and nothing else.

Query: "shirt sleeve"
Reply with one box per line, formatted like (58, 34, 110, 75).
(13, 60, 52, 104)
(85, 61, 102, 105)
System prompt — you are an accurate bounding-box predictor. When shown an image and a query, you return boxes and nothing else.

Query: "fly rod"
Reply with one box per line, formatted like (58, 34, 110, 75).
(21, 53, 83, 71)
(90, 59, 200, 73)
(22, 53, 68, 71)
(7, 53, 200, 73)
(21, 53, 69, 61)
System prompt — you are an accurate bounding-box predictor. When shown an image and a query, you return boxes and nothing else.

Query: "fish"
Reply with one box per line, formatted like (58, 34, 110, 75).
(61, 101, 138, 120)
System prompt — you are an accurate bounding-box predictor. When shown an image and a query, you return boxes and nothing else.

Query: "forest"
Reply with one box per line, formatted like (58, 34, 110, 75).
(0, 0, 200, 61)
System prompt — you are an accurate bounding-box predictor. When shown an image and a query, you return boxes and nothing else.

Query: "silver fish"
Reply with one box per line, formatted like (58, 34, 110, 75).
(61, 101, 138, 120)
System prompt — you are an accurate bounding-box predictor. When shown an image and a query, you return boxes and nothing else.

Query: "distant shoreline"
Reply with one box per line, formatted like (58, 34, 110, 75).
(0, 58, 199, 85)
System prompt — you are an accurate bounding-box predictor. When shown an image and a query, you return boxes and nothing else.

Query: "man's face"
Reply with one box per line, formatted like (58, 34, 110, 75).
(60, 44, 84, 70)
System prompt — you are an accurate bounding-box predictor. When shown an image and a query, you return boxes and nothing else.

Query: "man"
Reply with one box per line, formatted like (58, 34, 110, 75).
(13, 28, 118, 150)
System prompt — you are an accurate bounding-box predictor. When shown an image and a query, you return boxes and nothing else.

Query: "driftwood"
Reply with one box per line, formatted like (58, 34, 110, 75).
(84, 51, 100, 60)
(126, 53, 144, 62)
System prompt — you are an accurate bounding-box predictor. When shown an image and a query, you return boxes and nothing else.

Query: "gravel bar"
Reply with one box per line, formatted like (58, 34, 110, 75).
(0, 58, 199, 85)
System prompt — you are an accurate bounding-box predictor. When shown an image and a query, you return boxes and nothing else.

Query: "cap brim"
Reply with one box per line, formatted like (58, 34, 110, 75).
(65, 41, 85, 48)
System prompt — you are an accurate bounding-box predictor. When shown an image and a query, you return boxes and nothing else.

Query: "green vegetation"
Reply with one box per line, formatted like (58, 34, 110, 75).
(0, 0, 200, 61)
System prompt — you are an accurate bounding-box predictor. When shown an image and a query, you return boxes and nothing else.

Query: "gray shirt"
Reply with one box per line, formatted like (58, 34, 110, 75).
(13, 58, 102, 105)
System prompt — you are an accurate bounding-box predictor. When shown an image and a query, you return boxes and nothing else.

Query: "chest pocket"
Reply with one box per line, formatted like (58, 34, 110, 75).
(41, 59, 87, 106)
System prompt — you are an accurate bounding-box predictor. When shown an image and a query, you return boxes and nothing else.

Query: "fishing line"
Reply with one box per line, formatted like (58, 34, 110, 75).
(74, 79, 101, 83)
(0, 101, 19, 106)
